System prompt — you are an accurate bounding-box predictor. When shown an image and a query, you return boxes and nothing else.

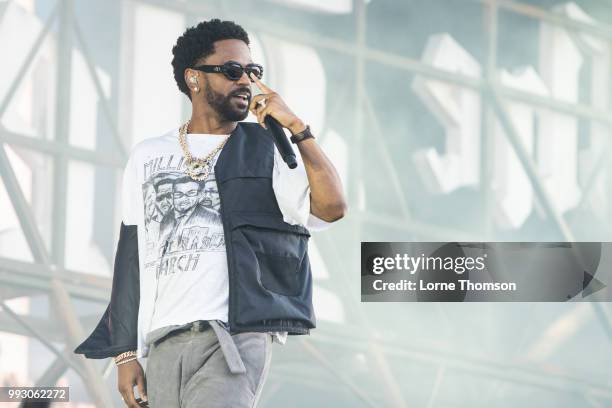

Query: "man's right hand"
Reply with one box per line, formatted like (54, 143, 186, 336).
(117, 359, 148, 407)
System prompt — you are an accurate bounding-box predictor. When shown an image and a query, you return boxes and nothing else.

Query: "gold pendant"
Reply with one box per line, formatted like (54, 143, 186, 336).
(185, 159, 209, 181)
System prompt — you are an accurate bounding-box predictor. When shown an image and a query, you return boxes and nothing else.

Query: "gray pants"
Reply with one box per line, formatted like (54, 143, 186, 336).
(145, 321, 273, 407)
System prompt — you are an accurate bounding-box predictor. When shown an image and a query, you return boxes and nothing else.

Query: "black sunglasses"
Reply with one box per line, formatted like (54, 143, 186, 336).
(192, 61, 264, 82)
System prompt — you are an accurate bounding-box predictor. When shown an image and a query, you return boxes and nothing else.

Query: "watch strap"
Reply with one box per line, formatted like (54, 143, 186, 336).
(290, 125, 315, 144)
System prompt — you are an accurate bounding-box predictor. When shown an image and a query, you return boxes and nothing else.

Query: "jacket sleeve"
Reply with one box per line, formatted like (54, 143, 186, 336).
(74, 222, 140, 358)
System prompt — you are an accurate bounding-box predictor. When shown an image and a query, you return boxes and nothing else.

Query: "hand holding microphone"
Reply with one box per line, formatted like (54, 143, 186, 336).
(248, 72, 312, 169)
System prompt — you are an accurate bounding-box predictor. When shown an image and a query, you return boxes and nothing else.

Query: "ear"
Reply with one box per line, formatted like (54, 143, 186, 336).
(184, 69, 200, 93)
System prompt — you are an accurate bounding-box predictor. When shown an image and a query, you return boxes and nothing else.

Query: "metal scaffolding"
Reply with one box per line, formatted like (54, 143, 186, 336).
(0, 0, 611, 407)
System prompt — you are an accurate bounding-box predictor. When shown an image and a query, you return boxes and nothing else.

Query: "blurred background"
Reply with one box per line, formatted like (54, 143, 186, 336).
(1, 0, 612, 406)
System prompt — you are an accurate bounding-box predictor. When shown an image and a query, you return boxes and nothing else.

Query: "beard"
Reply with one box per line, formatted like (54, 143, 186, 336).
(204, 82, 249, 122)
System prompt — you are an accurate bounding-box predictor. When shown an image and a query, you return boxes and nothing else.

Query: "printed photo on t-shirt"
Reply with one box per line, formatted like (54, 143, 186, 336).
(140, 153, 225, 279)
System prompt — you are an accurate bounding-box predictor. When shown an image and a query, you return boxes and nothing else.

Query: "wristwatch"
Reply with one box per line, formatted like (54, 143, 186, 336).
(290, 125, 315, 144)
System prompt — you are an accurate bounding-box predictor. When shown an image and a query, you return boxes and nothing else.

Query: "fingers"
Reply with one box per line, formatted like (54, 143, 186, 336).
(119, 386, 139, 408)
(137, 371, 148, 404)
(250, 101, 271, 129)
(249, 96, 269, 129)
(257, 105, 273, 128)
(246, 74, 287, 129)
(249, 94, 267, 112)
(249, 72, 272, 93)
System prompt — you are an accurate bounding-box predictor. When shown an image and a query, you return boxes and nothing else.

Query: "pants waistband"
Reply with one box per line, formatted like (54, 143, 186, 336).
(189, 320, 211, 332)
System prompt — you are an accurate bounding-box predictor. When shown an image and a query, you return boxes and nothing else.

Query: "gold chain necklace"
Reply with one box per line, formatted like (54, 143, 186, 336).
(178, 120, 229, 181)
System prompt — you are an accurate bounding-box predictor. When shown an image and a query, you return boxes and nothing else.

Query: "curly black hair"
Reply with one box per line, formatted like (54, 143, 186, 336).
(171, 19, 250, 99)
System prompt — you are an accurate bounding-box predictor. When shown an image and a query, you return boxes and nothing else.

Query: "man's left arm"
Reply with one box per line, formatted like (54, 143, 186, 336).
(249, 73, 347, 222)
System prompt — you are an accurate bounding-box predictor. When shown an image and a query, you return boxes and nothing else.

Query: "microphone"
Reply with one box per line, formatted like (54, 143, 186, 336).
(264, 115, 297, 169)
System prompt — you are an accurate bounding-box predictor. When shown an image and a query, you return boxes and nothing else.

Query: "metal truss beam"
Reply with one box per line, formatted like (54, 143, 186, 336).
(50, 276, 114, 407)
(488, 89, 576, 241)
(0, 145, 50, 264)
(578, 141, 612, 210)
(0, 127, 124, 168)
(0, 4, 58, 118)
(0, 1, 118, 404)
(0, 311, 102, 342)
(290, 327, 612, 400)
(265, 369, 386, 406)
(0, 298, 85, 378)
(363, 96, 413, 223)
(0, 281, 45, 300)
(360, 211, 482, 241)
(139, 0, 612, 126)
(51, 0, 73, 268)
(300, 340, 379, 407)
(479, 0, 612, 41)
(34, 347, 78, 388)
(72, 20, 127, 160)
(0, 256, 110, 302)
(346, 2, 406, 406)
(480, 0, 499, 239)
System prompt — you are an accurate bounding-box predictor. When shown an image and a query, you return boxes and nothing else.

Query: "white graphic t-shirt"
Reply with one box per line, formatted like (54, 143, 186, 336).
(121, 126, 329, 358)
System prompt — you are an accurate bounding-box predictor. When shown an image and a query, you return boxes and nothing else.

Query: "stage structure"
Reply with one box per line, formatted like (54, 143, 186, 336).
(0, 0, 611, 406)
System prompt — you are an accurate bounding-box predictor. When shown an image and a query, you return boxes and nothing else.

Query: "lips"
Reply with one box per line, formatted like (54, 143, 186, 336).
(231, 90, 251, 104)
(232, 95, 249, 103)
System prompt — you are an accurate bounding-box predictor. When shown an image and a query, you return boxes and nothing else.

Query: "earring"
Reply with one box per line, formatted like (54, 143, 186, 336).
(190, 76, 199, 92)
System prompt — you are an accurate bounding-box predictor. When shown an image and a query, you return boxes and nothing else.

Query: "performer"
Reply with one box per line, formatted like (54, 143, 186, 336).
(74, 19, 346, 408)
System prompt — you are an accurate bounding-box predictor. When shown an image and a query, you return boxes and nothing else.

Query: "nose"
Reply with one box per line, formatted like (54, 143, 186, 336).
(237, 70, 251, 86)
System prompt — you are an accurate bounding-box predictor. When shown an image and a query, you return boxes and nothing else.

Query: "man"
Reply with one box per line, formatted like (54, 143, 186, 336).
(171, 176, 217, 221)
(74, 19, 346, 408)
(142, 181, 161, 259)
(142, 182, 159, 227)
(153, 174, 175, 217)
(201, 174, 220, 213)
(159, 175, 222, 255)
